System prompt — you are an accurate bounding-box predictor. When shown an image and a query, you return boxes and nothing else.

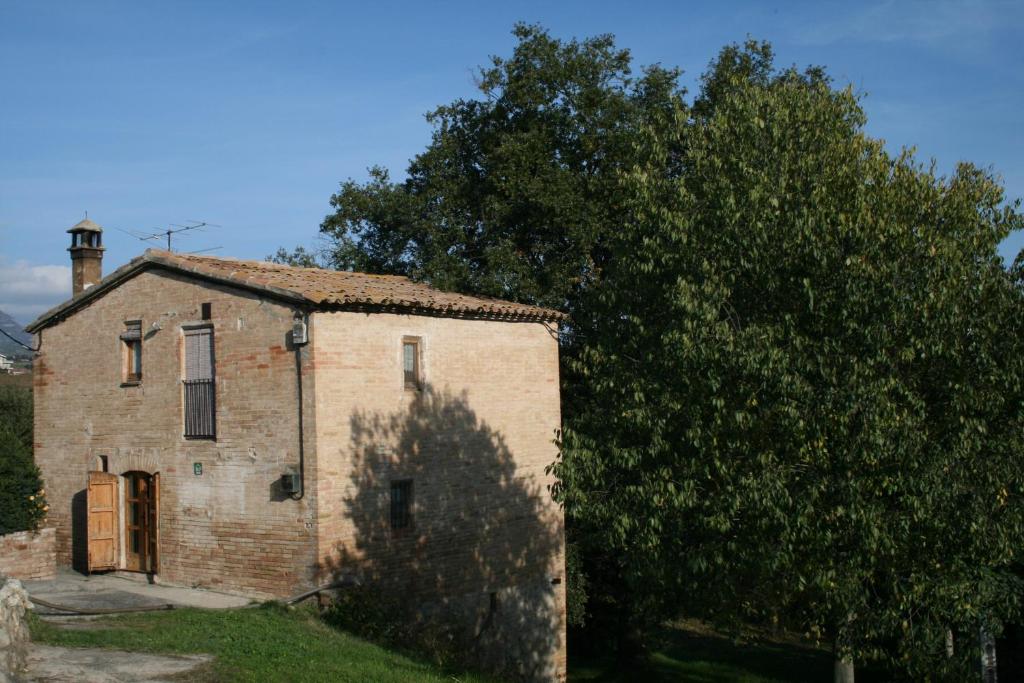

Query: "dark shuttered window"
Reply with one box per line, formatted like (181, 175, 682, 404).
(403, 337, 421, 390)
(390, 480, 413, 531)
(183, 327, 216, 439)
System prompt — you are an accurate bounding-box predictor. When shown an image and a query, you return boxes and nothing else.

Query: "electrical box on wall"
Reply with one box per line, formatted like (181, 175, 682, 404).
(280, 472, 301, 494)
(292, 319, 308, 345)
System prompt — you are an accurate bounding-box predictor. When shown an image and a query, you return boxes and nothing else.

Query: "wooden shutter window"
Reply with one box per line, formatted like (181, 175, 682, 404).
(183, 327, 216, 439)
(121, 321, 142, 383)
(185, 328, 214, 381)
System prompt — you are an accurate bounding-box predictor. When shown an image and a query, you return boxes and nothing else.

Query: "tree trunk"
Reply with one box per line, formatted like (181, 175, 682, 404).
(834, 654, 855, 683)
(945, 628, 954, 658)
(980, 626, 998, 683)
(834, 615, 855, 683)
(615, 617, 645, 668)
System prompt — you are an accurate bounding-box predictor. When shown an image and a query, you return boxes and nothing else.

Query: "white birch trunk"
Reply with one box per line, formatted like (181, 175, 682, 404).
(980, 626, 998, 683)
(834, 655, 855, 683)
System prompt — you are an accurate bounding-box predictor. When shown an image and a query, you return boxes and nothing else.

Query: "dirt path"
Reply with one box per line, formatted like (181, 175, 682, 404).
(25, 644, 211, 682)
(18, 570, 252, 681)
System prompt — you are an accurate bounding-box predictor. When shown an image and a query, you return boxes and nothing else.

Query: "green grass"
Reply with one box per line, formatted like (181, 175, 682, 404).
(30, 603, 495, 683)
(569, 620, 891, 683)
(31, 604, 897, 682)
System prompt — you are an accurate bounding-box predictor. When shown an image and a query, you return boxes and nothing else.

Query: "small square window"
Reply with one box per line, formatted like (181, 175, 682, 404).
(390, 479, 413, 531)
(121, 321, 142, 383)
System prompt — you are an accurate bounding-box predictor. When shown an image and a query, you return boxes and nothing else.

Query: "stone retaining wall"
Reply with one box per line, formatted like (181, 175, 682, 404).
(0, 529, 56, 581)
(0, 576, 31, 682)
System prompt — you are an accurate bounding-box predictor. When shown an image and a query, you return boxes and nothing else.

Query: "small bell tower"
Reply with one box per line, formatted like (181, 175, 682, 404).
(68, 217, 104, 295)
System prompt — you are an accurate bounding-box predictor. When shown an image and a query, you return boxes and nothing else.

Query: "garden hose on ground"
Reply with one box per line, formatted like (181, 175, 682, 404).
(28, 595, 175, 615)
(284, 576, 361, 605)
(27, 576, 360, 615)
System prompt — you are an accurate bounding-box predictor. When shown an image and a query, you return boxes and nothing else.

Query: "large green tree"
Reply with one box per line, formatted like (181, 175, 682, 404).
(313, 25, 684, 644)
(314, 26, 1024, 678)
(319, 23, 683, 324)
(554, 40, 1024, 678)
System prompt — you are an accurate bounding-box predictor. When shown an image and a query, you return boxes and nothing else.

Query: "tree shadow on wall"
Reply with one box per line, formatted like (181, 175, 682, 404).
(321, 385, 564, 681)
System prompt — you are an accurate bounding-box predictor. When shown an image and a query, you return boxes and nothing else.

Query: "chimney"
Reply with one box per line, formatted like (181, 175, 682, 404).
(68, 217, 104, 295)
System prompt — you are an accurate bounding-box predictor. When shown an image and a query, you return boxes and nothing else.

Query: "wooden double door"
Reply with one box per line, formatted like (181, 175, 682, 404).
(87, 470, 159, 574)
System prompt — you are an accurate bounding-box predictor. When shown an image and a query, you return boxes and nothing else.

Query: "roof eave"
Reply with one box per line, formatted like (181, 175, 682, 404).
(26, 255, 147, 333)
(142, 251, 311, 308)
(25, 252, 311, 333)
(25, 249, 566, 333)
(315, 301, 565, 323)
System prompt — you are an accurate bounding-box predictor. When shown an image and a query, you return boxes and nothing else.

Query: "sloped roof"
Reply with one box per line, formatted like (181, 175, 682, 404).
(26, 249, 563, 332)
(67, 218, 102, 233)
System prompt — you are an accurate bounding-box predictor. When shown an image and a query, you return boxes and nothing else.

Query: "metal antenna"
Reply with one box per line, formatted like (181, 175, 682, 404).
(160, 221, 207, 250)
(113, 226, 160, 240)
(111, 220, 221, 252)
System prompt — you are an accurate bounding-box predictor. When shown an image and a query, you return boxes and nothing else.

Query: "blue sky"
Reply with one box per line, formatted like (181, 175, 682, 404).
(1, 0, 1022, 324)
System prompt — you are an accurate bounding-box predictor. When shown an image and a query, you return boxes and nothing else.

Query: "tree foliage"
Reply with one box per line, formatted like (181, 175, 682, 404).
(317, 28, 684, 643)
(0, 386, 46, 535)
(315, 25, 1024, 676)
(554, 40, 1024, 675)
(267, 245, 326, 269)
(320, 23, 684, 321)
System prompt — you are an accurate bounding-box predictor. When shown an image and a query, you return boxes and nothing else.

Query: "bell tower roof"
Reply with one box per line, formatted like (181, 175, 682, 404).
(68, 217, 103, 234)
(67, 215, 105, 296)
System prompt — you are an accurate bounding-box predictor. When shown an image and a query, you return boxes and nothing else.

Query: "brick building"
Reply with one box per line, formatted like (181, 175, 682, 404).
(26, 219, 566, 680)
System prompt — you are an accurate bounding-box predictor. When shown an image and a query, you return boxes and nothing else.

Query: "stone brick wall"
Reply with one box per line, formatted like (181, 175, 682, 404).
(0, 529, 56, 581)
(32, 266, 566, 679)
(310, 311, 566, 681)
(0, 576, 32, 682)
(33, 269, 318, 598)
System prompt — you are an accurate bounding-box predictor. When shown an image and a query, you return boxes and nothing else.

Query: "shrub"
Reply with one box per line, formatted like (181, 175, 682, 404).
(0, 386, 32, 445)
(322, 586, 467, 672)
(564, 540, 589, 628)
(0, 386, 46, 535)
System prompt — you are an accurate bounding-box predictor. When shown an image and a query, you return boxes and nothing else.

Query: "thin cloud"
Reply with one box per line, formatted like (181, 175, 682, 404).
(797, 0, 1013, 47)
(0, 259, 70, 324)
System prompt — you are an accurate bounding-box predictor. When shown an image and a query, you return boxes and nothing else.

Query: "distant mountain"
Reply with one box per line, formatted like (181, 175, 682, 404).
(0, 309, 33, 359)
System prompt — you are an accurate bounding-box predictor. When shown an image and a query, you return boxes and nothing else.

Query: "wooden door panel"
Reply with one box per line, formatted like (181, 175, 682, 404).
(87, 471, 119, 572)
(150, 472, 160, 573)
(125, 472, 147, 572)
(124, 471, 158, 573)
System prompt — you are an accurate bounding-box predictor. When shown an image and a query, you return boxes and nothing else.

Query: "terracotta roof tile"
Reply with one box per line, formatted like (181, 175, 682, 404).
(27, 249, 563, 332)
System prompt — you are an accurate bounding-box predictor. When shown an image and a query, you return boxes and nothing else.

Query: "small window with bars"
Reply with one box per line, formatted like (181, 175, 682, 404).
(183, 327, 216, 439)
(390, 479, 413, 531)
(121, 321, 142, 383)
(402, 337, 421, 390)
